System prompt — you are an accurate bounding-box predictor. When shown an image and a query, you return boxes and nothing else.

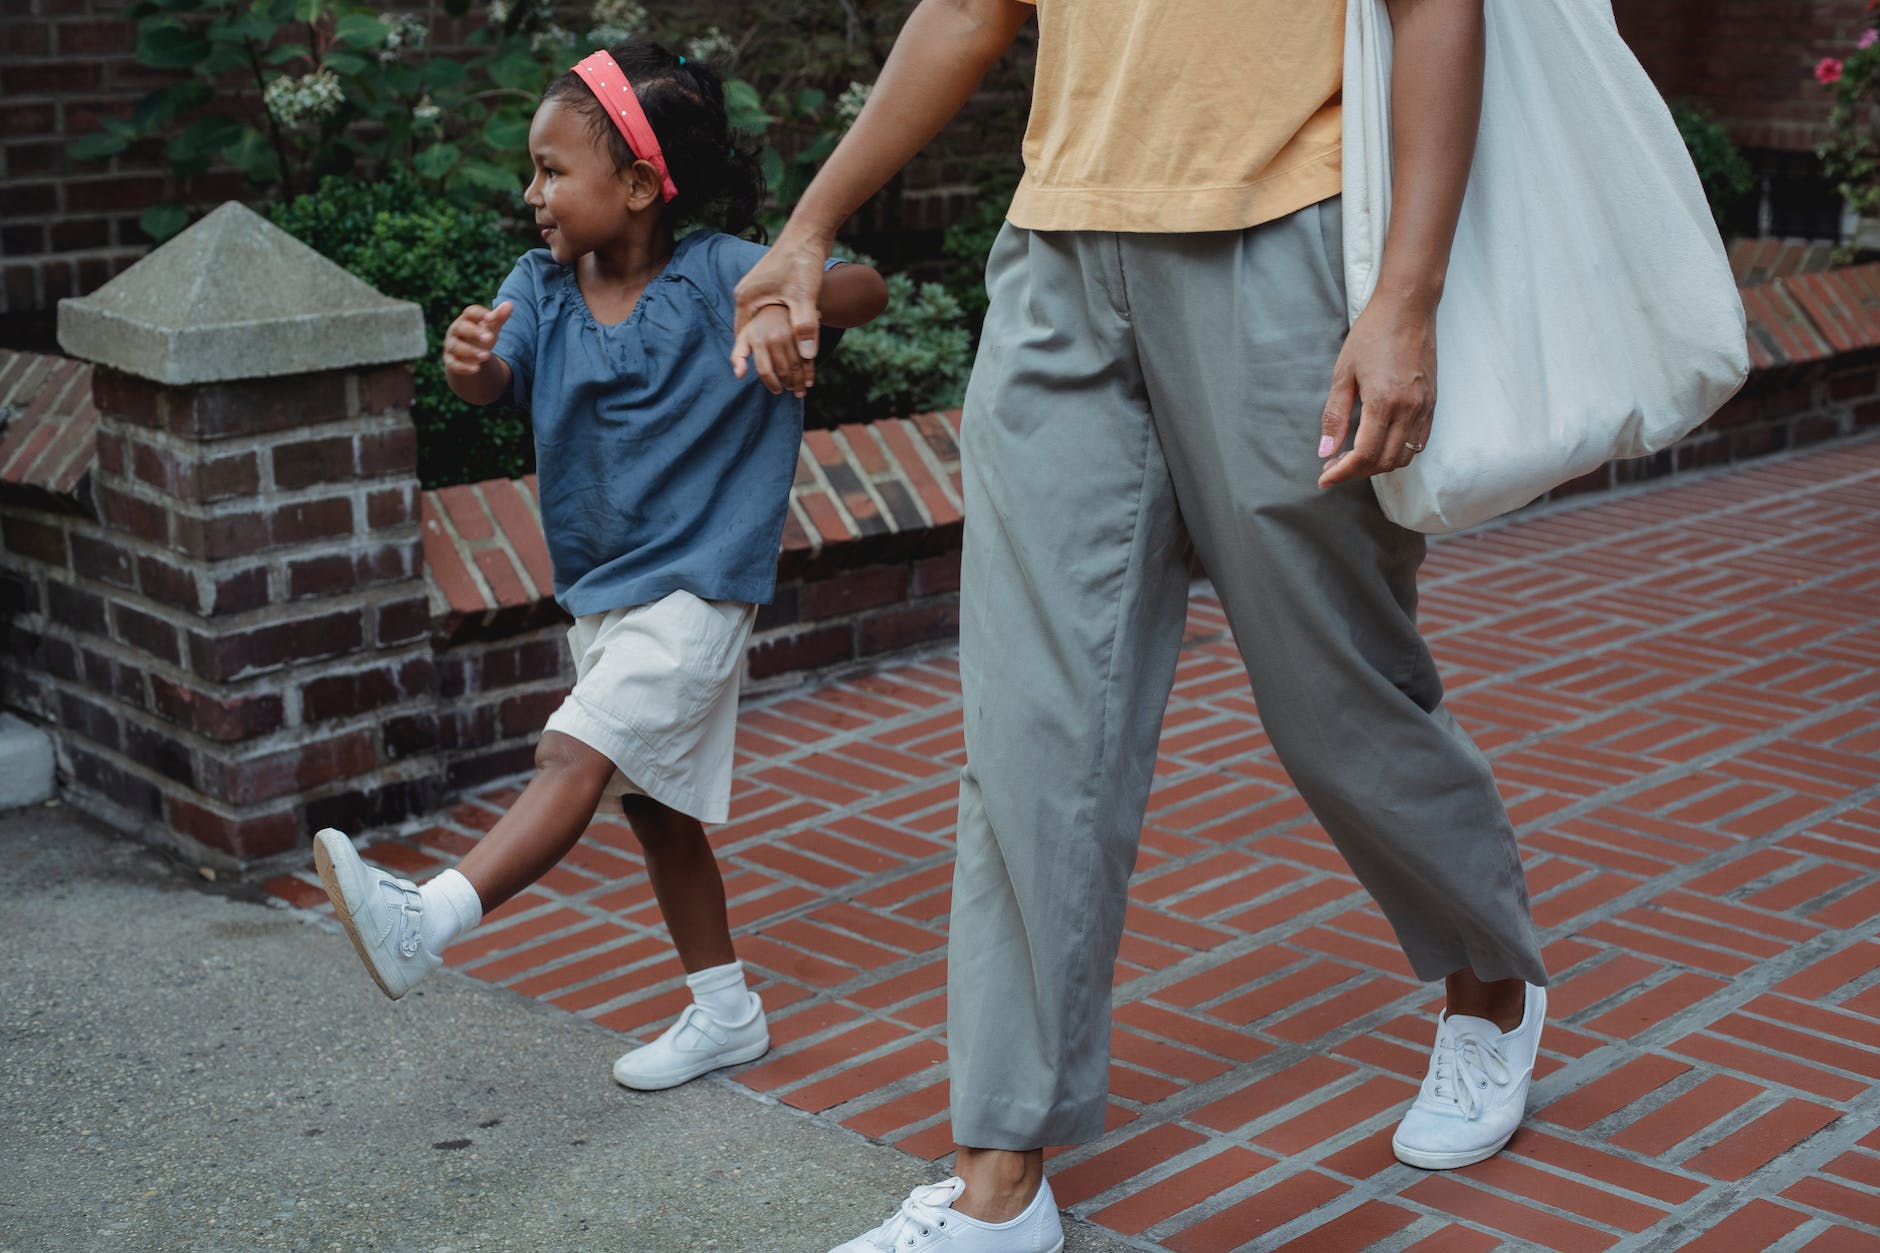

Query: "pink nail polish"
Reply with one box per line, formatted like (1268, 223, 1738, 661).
(1318, 436, 1335, 458)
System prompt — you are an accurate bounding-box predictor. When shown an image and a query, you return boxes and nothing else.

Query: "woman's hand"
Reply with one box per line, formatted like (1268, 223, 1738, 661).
(1317, 297, 1437, 489)
(739, 304, 813, 397)
(731, 231, 833, 383)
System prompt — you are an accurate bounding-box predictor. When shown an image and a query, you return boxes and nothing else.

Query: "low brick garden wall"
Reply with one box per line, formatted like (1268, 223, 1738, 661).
(4, 212, 1880, 872)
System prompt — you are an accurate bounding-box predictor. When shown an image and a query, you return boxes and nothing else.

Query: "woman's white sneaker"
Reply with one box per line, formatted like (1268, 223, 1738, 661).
(611, 999, 769, 1090)
(1392, 982, 1547, 1169)
(827, 1177, 1064, 1253)
(312, 827, 440, 1000)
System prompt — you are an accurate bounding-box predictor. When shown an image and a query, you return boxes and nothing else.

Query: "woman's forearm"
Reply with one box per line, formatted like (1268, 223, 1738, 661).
(782, 0, 1033, 246)
(1373, 0, 1485, 314)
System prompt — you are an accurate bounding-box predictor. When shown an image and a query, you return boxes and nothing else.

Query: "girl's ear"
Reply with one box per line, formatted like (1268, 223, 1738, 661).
(622, 159, 663, 212)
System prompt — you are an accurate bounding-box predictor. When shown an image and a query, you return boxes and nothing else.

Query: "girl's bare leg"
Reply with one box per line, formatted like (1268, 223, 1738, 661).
(454, 731, 615, 910)
(620, 794, 736, 972)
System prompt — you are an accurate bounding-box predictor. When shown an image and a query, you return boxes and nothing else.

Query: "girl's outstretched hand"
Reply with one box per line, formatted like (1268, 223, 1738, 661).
(444, 301, 514, 378)
(731, 232, 832, 383)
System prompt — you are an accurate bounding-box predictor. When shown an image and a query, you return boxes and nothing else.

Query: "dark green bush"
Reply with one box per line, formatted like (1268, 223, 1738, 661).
(810, 271, 973, 427)
(1671, 100, 1755, 232)
(271, 173, 536, 487)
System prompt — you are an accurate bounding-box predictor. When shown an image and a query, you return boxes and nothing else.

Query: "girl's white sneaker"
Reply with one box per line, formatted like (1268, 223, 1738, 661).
(828, 1177, 1065, 1253)
(312, 827, 440, 1000)
(1392, 982, 1547, 1169)
(611, 999, 769, 1090)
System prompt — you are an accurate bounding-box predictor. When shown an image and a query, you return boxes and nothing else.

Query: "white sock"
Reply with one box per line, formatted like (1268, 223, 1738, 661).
(417, 868, 483, 955)
(686, 960, 757, 1023)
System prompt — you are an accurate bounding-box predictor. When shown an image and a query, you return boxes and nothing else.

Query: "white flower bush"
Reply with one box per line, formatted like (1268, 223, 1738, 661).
(264, 70, 345, 129)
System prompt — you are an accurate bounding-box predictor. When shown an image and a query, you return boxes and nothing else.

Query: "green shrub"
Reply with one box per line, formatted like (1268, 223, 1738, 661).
(1671, 100, 1755, 232)
(810, 272, 974, 427)
(270, 172, 536, 487)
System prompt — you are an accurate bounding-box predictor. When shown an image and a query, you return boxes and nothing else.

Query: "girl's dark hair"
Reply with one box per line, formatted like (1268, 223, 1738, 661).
(543, 39, 766, 239)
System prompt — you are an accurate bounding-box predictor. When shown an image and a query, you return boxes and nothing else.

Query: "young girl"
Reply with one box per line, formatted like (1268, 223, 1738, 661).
(312, 39, 887, 1092)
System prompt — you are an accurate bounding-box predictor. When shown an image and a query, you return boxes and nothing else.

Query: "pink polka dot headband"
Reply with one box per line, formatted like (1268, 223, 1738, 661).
(572, 50, 678, 202)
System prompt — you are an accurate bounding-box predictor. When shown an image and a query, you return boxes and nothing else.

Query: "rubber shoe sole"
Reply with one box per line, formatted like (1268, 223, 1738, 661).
(612, 1033, 770, 1091)
(313, 828, 402, 1001)
(1390, 1130, 1516, 1171)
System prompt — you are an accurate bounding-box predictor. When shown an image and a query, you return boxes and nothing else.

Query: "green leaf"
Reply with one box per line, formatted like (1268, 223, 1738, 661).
(380, 62, 421, 95)
(321, 49, 368, 75)
(132, 79, 215, 130)
(264, 41, 311, 65)
(795, 86, 827, 114)
(420, 56, 466, 89)
(136, 20, 212, 68)
(167, 113, 246, 162)
(224, 126, 281, 183)
(413, 142, 460, 180)
(141, 202, 192, 242)
(724, 78, 769, 133)
(70, 130, 132, 160)
(802, 131, 839, 164)
(292, 0, 325, 21)
(333, 13, 389, 47)
(482, 113, 530, 153)
(488, 48, 542, 91)
(200, 41, 250, 74)
(213, 11, 275, 41)
(758, 145, 784, 193)
(454, 160, 522, 194)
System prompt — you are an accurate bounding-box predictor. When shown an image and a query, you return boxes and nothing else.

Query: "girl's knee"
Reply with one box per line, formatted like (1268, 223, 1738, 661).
(534, 732, 613, 787)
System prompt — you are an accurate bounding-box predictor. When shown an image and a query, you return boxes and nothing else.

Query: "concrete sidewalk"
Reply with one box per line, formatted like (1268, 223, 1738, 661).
(0, 807, 1130, 1252)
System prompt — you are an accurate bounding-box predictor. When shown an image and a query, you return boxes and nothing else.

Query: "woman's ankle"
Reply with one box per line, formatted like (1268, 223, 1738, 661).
(952, 1145, 1044, 1223)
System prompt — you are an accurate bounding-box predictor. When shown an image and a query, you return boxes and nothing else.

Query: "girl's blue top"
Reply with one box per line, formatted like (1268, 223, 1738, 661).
(491, 230, 842, 617)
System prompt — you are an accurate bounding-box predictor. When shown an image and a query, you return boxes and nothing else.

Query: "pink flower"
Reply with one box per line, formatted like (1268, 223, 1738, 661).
(1819, 56, 1846, 84)
(1862, 28, 1879, 49)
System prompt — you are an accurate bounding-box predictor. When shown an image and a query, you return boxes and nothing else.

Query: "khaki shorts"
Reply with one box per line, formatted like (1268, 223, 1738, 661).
(542, 590, 756, 824)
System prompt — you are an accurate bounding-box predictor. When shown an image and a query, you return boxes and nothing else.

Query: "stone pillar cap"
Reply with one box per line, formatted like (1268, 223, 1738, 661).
(57, 201, 428, 386)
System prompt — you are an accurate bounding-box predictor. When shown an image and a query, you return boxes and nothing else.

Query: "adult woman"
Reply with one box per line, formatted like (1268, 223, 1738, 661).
(731, 3, 1549, 1247)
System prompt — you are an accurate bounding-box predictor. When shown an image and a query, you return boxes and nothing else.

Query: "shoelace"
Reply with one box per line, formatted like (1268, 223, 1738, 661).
(867, 1181, 966, 1250)
(1428, 1030, 1513, 1120)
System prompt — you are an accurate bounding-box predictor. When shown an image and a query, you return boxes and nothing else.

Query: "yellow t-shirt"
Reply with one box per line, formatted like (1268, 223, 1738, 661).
(1006, 0, 1344, 233)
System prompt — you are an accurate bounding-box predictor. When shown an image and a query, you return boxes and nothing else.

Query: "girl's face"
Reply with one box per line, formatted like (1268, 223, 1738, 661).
(522, 98, 643, 263)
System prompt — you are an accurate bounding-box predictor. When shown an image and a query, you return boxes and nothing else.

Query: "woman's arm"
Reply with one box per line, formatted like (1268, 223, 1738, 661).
(731, 0, 1034, 367)
(1318, 0, 1485, 489)
(818, 263, 890, 329)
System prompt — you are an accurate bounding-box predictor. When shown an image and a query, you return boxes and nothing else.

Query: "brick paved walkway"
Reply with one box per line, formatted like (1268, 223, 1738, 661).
(272, 437, 1880, 1252)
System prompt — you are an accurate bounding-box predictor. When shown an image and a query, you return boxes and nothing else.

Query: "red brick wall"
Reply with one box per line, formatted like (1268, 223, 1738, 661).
(1611, 0, 1868, 150)
(0, 0, 1020, 340)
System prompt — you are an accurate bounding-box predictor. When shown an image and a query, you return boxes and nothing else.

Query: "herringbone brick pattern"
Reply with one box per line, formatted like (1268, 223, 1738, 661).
(273, 437, 1880, 1251)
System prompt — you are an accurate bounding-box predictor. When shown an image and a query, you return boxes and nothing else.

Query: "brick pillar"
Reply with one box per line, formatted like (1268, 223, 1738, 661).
(56, 202, 435, 869)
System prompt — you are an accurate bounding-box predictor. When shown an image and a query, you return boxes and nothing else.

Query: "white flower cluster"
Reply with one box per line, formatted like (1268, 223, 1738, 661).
(685, 25, 736, 68)
(835, 80, 872, 127)
(587, 0, 646, 47)
(264, 69, 345, 129)
(412, 94, 442, 127)
(529, 22, 575, 51)
(377, 12, 428, 64)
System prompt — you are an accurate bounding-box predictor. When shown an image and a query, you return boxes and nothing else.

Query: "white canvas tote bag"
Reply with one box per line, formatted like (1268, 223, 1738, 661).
(1342, 0, 1751, 534)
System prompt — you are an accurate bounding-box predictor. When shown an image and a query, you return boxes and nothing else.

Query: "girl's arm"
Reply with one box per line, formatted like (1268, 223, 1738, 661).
(731, 0, 1034, 366)
(1318, 0, 1484, 488)
(819, 262, 890, 329)
(444, 301, 516, 407)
